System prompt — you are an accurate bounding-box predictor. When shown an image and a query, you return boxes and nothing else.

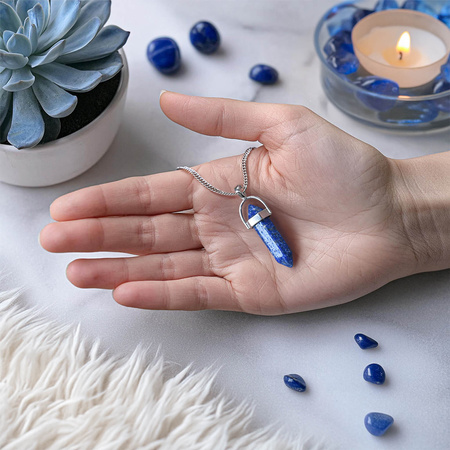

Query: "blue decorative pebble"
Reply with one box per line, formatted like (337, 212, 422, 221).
(351, 8, 373, 26)
(364, 412, 394, 436)
(364, 363, 386, 385)
(249, 64, 279, 85)
(439, 4, 450, 27)
(354, 76, 399, 112)
(284, 374, 307, 392)
(248, 204, 293, 267)
(147, 37, 181, 74)
(379, 101, 439, 124)
(324, 31, 354, 56)
(402, 0, 438, 18)
(326, 50, 359, 75)
(375, 0, 399, 11)
(354, 333, 379, 349)
(190, 21, 221, 54)
(433, 77, 450, 112)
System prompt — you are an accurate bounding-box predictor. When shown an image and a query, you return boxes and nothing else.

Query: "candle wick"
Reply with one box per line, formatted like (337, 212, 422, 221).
(399, 51, 403, 61)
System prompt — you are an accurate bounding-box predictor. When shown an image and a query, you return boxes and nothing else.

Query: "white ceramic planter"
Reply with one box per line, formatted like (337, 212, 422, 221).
(0, 51, 129, 187)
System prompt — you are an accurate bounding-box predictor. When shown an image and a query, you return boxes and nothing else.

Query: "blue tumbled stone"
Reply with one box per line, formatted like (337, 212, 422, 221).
(354, 333, 378, 349)
(147, 37, 181, 74)
(433, 77, 450, 112)
(284, 374, 306, 392)
(379, 101, 439, 124)
(364, 412, 394, 436)
(190, 21, 221, 54)
(248, 204, 293, 267)
(354, 76, 399, 112)
(439, 4, 450, 27)
(364, 363, 386, 384)
(402, 0, 438, 18)
(324, 31, 354, 56)
(351, 8, 373, 26)
(375, 0, 399, 11)
(326, 50, 359, 75)
(249, 64, 279, 85)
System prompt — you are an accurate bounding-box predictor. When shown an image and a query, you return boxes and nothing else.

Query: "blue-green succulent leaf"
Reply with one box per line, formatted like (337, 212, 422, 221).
(1, 1, 17, 9)
(76, 0, 110, 29)
(32, 62, 102, 92)
(3, 30, 14, 44)
(0, 67, 5, 74)
(71, 50, 122, 81)
(5, 32, 32, 56)
(23, 20, 38, 52)
(0, 2, 22, 34)
(32, 74, 77, 118)
(0, 36, 4, 50)
(37, 0, 80, 52)
(48, 0, 65, 23)
(40, 111, 61, 144)
(62, 17, 100, 55)
(37, 0, 50, 30)
(0, 69, 12, 125)
(0, 49, 28, 69)
(3, 65, 34, 91)
(0, 108, 12, 143)
(16, 0, 40, 23)
(57, 25, 129, 64)
(26, 2, 45, 36)
(8, 87, 45, 148)
(29, 39, 65, 67)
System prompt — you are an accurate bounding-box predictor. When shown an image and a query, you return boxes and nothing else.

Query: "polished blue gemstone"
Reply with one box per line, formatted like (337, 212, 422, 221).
(351, 8, 373, 26)
(147, 37, 181, 74)
(248, 204, 293, 267)
(379, 101, 439, 124)
(249, 64, 279, 85)
(375, 0, 399, 11)
(324, 31, 354, 56)
(364, 412, 394, 436)
(433, 77, 450, 112)
(326, 6, 356, 36)
(326, 50, 359, 75)
(354, 76, 399, 112)
(354, 333, 378, 349)
(364, 363, 386, 385)
(190, 21, 221, 54)
(402, 0, 438, 18)
(284, 374, 306, 392)
(439, 4, 450, 27)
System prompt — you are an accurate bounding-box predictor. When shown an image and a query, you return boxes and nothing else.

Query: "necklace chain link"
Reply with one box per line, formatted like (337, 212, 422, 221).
(176, 147, 254, 197)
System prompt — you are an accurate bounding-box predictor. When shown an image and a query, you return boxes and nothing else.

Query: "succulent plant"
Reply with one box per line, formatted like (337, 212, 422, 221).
(0, 0, 129, 148)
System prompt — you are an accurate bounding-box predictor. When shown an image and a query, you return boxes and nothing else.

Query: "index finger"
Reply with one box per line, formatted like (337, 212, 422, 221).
(50, 171, 194, 221)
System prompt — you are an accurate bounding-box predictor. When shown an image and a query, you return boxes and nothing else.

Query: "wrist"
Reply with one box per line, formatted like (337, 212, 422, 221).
(390, 154, 450, 274)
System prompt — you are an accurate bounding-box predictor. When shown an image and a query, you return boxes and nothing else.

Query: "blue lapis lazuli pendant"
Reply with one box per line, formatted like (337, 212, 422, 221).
(237, 194, 293, 268)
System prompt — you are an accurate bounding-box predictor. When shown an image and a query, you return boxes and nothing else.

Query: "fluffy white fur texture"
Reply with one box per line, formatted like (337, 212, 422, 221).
(0, 290, 318, 450)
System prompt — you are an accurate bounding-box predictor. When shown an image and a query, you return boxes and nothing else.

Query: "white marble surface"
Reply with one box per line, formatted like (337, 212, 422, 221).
(1, 0, 449, 448)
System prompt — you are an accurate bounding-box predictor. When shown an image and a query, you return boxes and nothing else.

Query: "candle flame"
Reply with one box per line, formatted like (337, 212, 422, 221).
(396, 31, 411, 60)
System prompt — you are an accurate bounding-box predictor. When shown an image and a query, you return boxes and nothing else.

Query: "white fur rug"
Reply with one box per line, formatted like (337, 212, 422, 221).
(0, 290, 316, 450)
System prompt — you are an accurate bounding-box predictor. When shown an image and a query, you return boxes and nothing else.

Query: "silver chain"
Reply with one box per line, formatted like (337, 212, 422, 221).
(176, 147, 254, 197)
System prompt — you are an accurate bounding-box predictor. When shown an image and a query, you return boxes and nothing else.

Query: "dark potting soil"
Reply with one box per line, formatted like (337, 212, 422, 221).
(59, 72, 121, 139)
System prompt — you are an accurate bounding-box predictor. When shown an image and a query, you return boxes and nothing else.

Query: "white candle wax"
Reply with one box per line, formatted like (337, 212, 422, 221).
(352, 10, 450, 88)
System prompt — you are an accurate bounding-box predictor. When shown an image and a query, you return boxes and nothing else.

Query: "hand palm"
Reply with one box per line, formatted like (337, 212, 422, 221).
(41, 94, 414, 314)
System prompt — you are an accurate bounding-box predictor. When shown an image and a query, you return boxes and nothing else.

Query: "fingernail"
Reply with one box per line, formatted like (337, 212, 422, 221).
(160, 89, 168, 98)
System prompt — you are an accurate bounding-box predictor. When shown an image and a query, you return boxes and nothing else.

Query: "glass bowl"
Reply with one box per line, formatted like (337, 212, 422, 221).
(314, 0, 450, 131)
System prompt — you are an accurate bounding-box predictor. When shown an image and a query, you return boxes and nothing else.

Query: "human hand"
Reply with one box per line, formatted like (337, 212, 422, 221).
(40, 92, 444, 314)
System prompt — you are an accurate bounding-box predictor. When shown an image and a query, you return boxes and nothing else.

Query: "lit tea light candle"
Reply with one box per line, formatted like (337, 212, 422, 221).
(352, 10, 450, 88)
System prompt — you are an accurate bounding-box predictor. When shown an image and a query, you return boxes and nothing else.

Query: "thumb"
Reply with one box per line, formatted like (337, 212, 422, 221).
(159, 91, 315, 147)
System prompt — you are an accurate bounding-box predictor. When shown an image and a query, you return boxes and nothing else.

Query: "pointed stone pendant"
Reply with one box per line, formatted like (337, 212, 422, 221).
(246, 204, 293, 268)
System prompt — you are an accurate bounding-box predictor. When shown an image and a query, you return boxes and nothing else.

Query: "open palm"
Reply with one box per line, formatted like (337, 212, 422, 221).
(40, 93, 415, 314)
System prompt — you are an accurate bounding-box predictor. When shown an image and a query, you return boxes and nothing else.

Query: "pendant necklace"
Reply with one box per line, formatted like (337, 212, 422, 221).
(177, 147, 293, 268)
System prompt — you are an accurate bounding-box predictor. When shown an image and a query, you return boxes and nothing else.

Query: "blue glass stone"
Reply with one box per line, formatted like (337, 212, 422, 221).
(433, 77, 450, 112)
(326, 50, 359, 75)
(402, 0, 438, 18)
(441, 55, 450, 82)
(147, 37, 181, 74)
(363, 363, 386, 385)
(364, 412, 394, 436)
(248, 204, 293, 267)
(284, 374, 306, 392)
(375, 0, 399, 11)
(249, 64, 279, 85)
(354, 333, 379, 349)
(439, 4, 450, 27)
(351, 8, 373, 26)
(190, 21, 221, 54)
(379, 101, 439, 124)
(354, 76, 399, 112)
(324, 31, 354, 56)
